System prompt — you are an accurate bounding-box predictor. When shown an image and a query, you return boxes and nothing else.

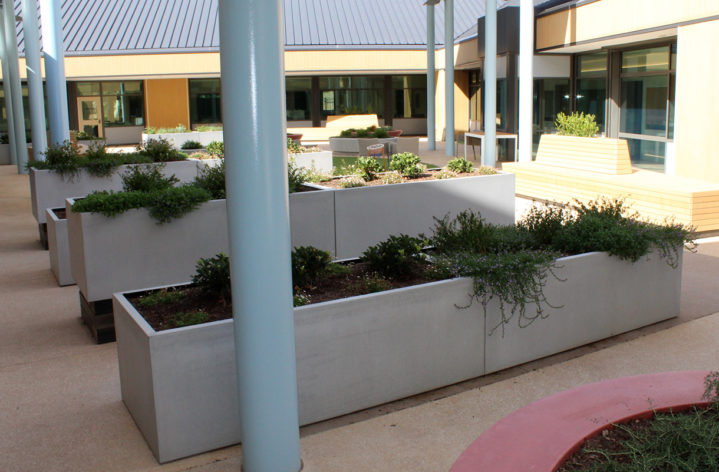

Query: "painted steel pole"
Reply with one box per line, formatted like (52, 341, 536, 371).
(0, 14, 18, 167)
(444, 0, 454, 156)
(39, 0, 69, 144)
(22, 0, 47, 160)
(217, 1, 301, 471)
(484, 0, 497, 167)
(518, 0, 534, 163)
(3, 0, 29, 173)
(426, 3, 436, 150)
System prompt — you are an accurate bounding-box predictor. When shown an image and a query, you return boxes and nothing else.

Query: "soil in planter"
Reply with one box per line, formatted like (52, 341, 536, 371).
(131, 261, 437, 332)
(556, 405, 718, 471)
(317, 168, 496, 189)
(52, 208, 67, 219)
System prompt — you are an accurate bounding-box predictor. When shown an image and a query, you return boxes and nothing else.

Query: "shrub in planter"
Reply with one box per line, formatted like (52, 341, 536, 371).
(361, 234, 427, 279)
(287, 138, 303, 154)
(447, 157, 473, 174)
(292, 246, 333, 287)
(206, 141, 224, 159)
(389, 152, 425, 178)
(288, 159, 309, 193)
(137, 138, 187, 162)
(340, 176, 366, 188)
(555, 111, 599, 137)
(381, 171, 403, 185)
(194, 160, 226, 199)
(192, 253, 231, 305)
(434, 169, 458, 180)
(355, 156, 383, 181)
(181, 140, 202, 150)
(121, 163, 179, 193)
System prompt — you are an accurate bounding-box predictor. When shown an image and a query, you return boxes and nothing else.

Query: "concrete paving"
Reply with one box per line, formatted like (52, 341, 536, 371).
(1, 164, 718, 472)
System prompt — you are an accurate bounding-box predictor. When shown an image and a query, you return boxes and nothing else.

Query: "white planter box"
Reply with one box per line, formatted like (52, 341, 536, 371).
(142, 131, 223, 149)
(289, 188, 336, 257)
(114, 277, 485, 463)
(329, 137, 397, 155)
(0, 143, 11, 164)
(113, 249, 681, 463)
(328, 172, 515, 260)
(46, 208, 75, 286)
(290, 150, 332, 174)
(30, 160, 199, 225)
(67, 198, 229, 303)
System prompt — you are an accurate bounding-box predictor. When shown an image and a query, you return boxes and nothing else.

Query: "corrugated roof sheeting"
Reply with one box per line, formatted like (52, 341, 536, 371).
(13, 0, 492, 55)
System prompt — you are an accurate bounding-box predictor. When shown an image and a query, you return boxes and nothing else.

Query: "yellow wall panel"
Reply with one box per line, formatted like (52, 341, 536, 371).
(537, 0, 719, 50)
(674, 19, 719, 183)
(284, 49, 427, 73)
(144, 79, 190, 129)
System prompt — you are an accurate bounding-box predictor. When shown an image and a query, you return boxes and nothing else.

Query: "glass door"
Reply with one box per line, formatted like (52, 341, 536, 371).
(77, 96, 103, 138)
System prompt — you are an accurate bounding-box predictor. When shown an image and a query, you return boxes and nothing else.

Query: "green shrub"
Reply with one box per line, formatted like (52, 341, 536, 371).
(138, 138, 187, 162)
(84, 141, 109, 160)
(354, 273, 392, 294)
(75, 130, 101, 140)
(381, 171, 403, 184)
(287, 138, 303, 154)
(475, 166, 498, 175)
(195, 161, 226, 199)
(361, 234, 426, 279)
(195, 124, 222, 132)
(206, 141, 224, 158)
(121, 163, 178, 193)
(137, 288, 186, 308)
(372, 127, 389, 138)
(340, 176, 366, 188)
(41, 141, 81, 177)
(389, 152, 424, 178)
(355, 156, 383, 181)
(292, 246, 332, 287)
(192, 253, 231, 304)
(447, 157, 473, 173)
(339, 128, 355, 138)
(434, 169, 457, 180)
(181, 140, 202, 150)
(355, 128, 371, 137)
(431, 210, 494, 254)
(288, 159, 308, 193)
(518, 204, 567, 249)
(555, 111, 599, 137)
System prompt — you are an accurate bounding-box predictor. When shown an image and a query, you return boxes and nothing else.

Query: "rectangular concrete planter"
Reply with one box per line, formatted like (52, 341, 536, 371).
(328, 172, 516, 259)
(0, 143, 11, 164)
(142, 131, 223, 149)
(46, 208, 75, 286)
(290, 150, 333, 174)
(114, 276, 485, 463)
(113, 249, 682, 463)
(30, 160, 199, 225)
(289, 187, 336, 257)
(329, 136, 397, 155)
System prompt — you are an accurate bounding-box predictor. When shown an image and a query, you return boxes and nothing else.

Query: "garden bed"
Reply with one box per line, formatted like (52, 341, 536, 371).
(142, 130, 223, 149)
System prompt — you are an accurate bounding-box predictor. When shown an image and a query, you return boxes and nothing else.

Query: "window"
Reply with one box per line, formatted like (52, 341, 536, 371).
(101, 81, 144, 127)
(286, 77, 311, 121)
(319, 76, 384, 118)
(189, 79, 221, 127)
(533, 78, 570, 156)
(575, 52, 607, 133)
(391, 75, 426, 119)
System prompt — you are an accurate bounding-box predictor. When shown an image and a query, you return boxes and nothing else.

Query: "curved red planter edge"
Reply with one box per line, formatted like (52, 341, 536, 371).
(449, 371, 712, 472)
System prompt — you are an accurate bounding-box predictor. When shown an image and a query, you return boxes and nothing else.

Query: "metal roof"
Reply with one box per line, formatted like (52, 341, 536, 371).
(12, 0, 495, 56)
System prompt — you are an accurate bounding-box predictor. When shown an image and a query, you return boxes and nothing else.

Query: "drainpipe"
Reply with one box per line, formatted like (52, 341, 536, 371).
(518, 0, 533, 162)
(484, 0, 497, 167)
(39, 0, 69, 144)
(3, 0, 29, 173)
(426, 2, 435, 150)
(217, 0, 301, 471)
(22, 0, 47, 160)
(0, 13, 18, 167)
(444, 0, 454, 156)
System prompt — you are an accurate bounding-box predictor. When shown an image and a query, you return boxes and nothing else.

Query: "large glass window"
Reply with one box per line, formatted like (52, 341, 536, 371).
(618, 45, 674, 172)
(189, 79, 221, 127)
(319, 76, 384, 118)
(469, 70, 481, 130)
(533, 78, 570, 156)
(391, 75, 426, 119)
(286, 77, 311, 121)
(575, 52, 607, 133)
(101, 81, 144, 127)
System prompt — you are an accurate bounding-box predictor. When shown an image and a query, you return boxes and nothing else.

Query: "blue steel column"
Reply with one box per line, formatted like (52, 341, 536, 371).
(22, 0, 46, 160)
(484, 0, 497, 167)
(39, 0, 69, 144)
(518, 0, 533, 162)
(426, 3, 435, 150)
(3, 0, 28, 173)
(0, 15, 18, 167)
(444, 0, 454, 156)
(217, 1, 301, 471)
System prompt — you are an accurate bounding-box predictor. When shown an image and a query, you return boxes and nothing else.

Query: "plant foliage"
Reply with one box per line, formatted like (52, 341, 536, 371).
(121, 163, 178, 193)
(389, 152, 424, 178)
(137, 138, 187, 162)
(355, 156, 383, 181)
(292, 246, 333, 287)
(192, 253, 231, 304)
(288, 159, 308, 193)
(206, 141, 224, 158)
(447, 157, 473, 173)
(181, 140, 202, 150)
(361, 234, 426, 279)
(555, 111, 600, 137)
(194, 161, 226, 199)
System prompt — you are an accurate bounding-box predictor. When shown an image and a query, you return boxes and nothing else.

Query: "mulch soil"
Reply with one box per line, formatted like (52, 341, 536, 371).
(53, 208, 67, 218)
(316, 169, 487, 189)
(131, 261, 435, 332)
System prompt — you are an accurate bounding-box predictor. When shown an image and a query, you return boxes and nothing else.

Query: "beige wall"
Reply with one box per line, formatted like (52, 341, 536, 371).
(537, 0, 719, 50)
(674, 19, 719, 183)
(144, 79, 190, 129)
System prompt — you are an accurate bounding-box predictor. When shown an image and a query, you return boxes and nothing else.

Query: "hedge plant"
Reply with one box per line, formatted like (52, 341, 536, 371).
(555, 111, 599, 137)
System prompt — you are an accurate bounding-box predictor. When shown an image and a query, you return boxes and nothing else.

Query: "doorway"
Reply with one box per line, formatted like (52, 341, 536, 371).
(77, 96, 103, 138)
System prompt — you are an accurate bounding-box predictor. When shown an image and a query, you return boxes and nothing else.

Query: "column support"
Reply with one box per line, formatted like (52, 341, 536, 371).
(518, 0, 534, 162)
(426, 2, 436, 150)
(0, 12, 17, 167)
(39, 0, 69, 144)
(23, 0, 47, 160)
(444, 0, 454, 156)
(484, 0, 497, 167)
(3, 0, 29, 173)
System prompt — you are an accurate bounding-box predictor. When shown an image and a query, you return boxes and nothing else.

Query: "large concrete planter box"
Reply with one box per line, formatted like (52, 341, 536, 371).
(113, 249, 681, 463)
(326, 172, 515, 259)
(142, 131, 223, 149)
(30, 160, 199, 225)
(289, 187, 336, 256)
(329, 136, 397, 155)
(290, 150, 332, 174)
(46, 208, 74, 286)
(536, 134, 632, 175)
(0, 143, 11, 164)
(114, 276, 485, 463)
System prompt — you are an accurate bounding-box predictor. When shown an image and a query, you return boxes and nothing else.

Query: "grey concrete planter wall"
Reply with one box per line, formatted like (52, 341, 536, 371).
(30, 160, 199, 225)
(113, 249, 681, 463)
(142, 131, 223, 149)
(289, 188, 336, 257)
(328, 172, 515, 260)
(46, 208, 75, 286)
(290, 150, 332, 174)
(329, 136, 397, 155)
(0, 143, 12, 164)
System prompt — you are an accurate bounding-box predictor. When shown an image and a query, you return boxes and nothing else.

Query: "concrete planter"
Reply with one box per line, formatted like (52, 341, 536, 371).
(290, 150, 332, 174)
(289, 187, 336, 257)
(0, 143, 11, 164)
(30, 160, 199, 225)
(142, 131, 223, 150)
(113, 249, 681, 463)
(327, 172, 515, 259)
(46, 208, 74, 286)
(114, 276, 485, 463)
(328, 136, 397, 155)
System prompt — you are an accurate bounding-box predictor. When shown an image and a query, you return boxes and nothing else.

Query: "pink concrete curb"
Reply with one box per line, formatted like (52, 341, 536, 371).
(450, 371, 711, 472)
